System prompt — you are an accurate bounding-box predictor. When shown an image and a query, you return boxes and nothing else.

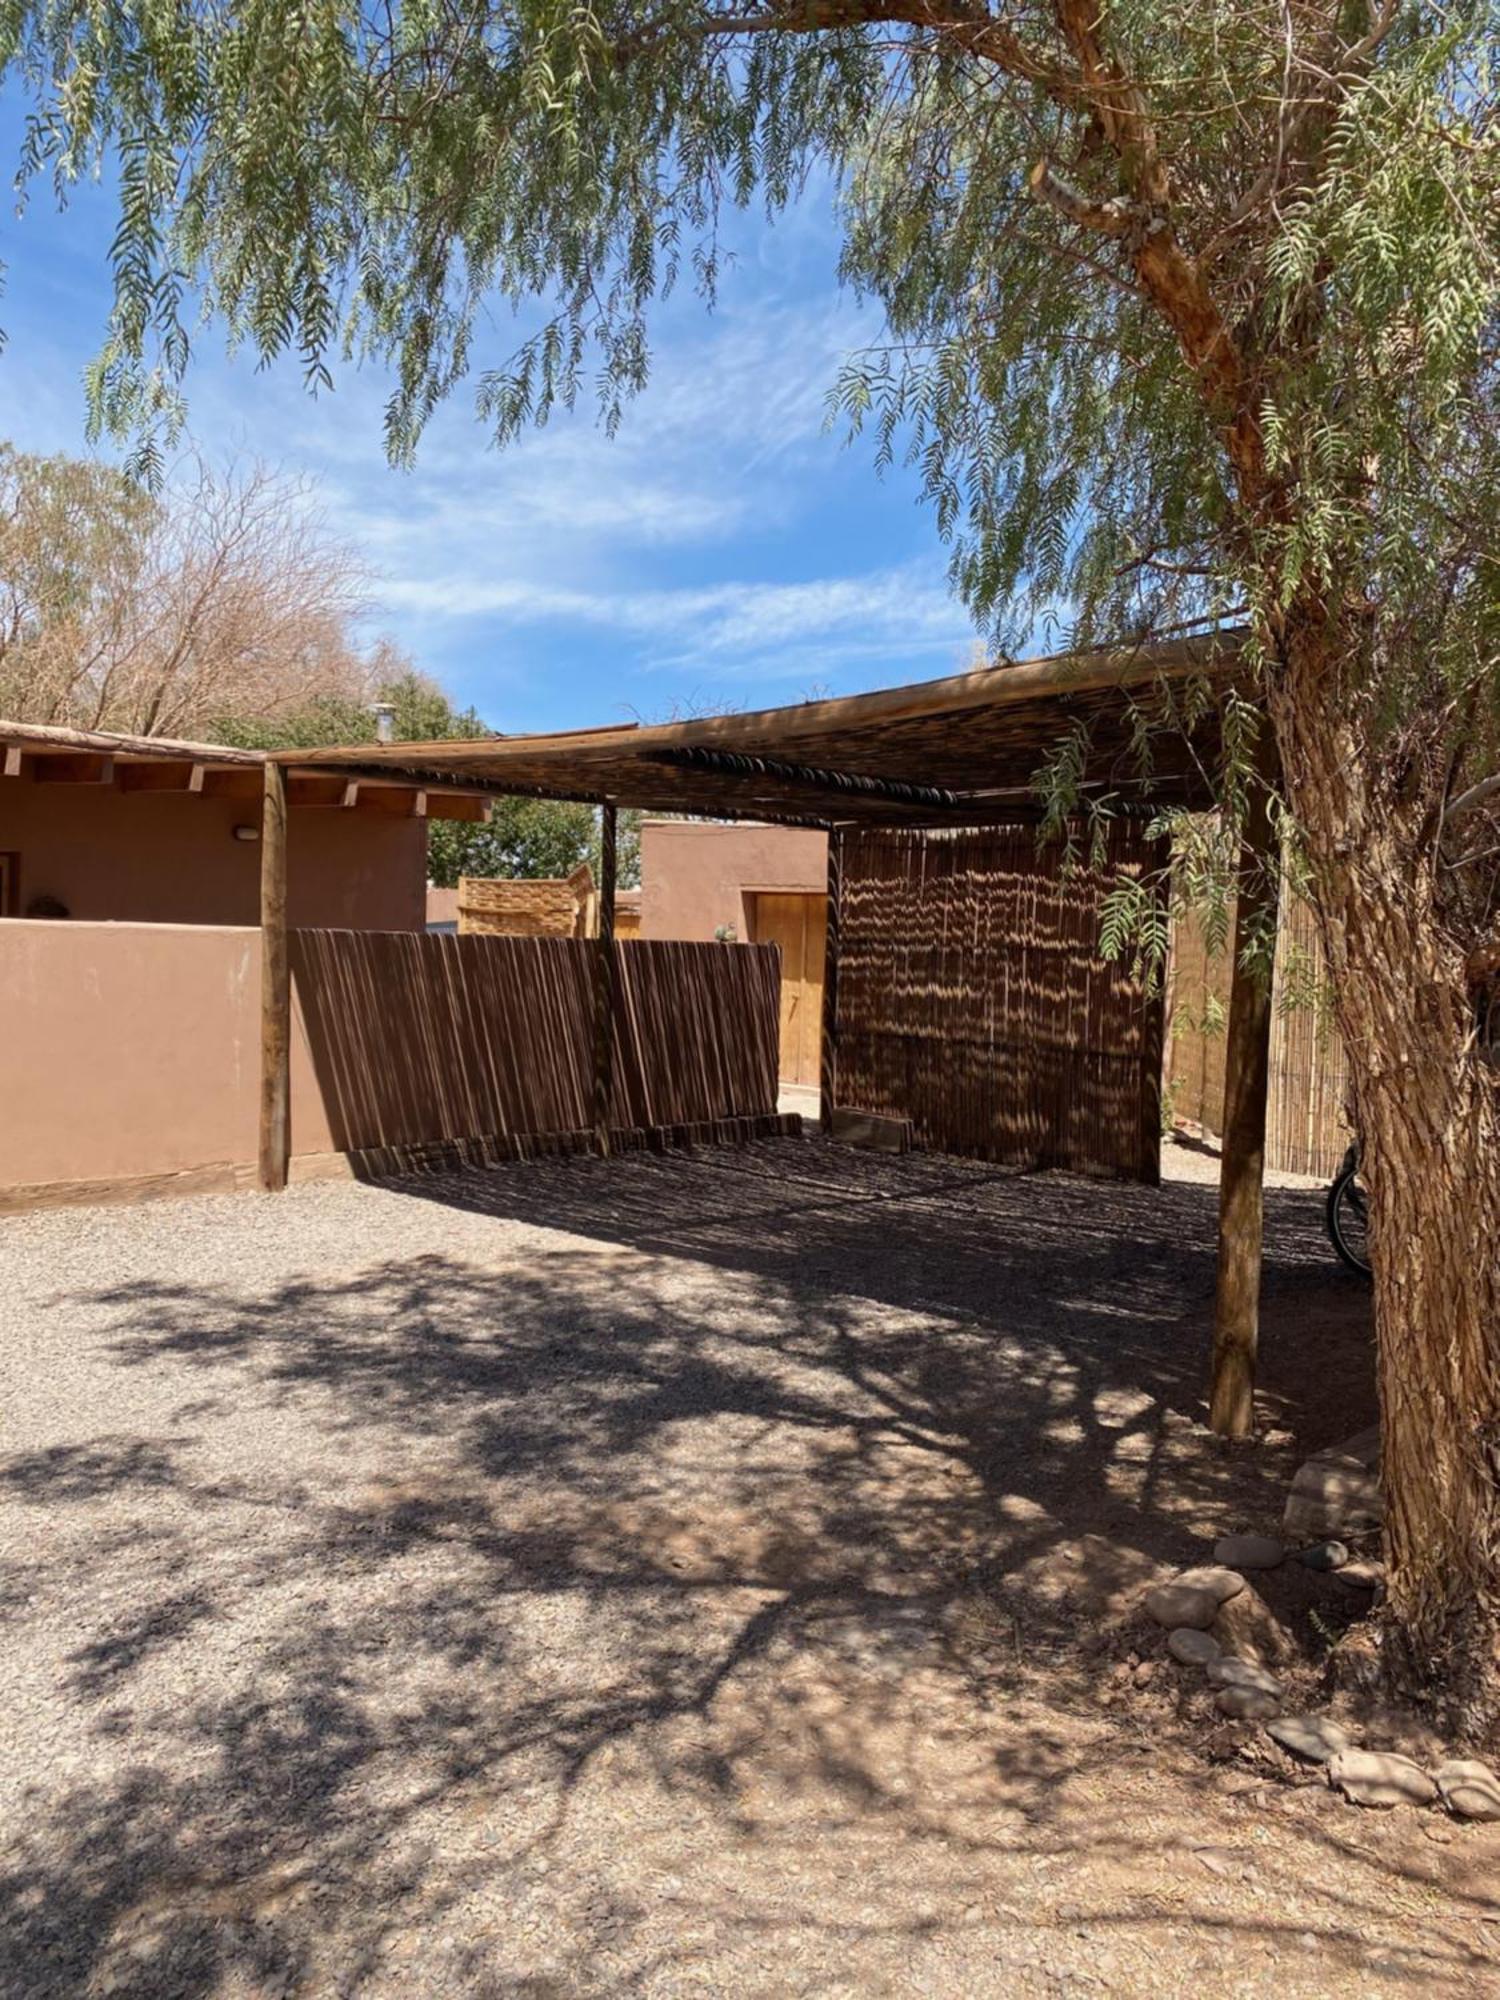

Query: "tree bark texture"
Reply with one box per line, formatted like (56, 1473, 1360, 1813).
(1273, 613, 1500, 1742)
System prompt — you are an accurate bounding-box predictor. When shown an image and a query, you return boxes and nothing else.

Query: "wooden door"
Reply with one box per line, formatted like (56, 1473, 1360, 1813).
(750, 892, 827, 1084)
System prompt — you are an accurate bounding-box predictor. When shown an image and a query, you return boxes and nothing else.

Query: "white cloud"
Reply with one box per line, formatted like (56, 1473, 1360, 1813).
(378, 562, 974, 684)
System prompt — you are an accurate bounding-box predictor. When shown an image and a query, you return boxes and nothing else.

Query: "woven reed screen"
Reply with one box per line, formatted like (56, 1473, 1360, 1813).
(290, 932, 783, 1168)
(835, 822, 1166, 1180)
(457, 876, 584, 937)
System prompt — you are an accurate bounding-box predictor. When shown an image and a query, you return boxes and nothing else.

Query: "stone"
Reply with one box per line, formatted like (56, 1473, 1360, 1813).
(1213, 1533, 1285, 1571)
(1212, 1587, 1299, 1669)
(1266, 1714, 1351, 1765)
(1294, 1540, 1350, 1572)
(1216, 1684, 1280, 1721)
(1144, 1582, 1220, 1631)
(1283, 1425, 1382, 1541)
(1434, 1759, 1500, 1822)
(1207, 1657, 1282, 1697)
(1328, 1748, 1438, 1809)
(1333, 1560, 1384, 1593)
(1176, 1566, 1247, 1604)
(1167, 1627, 1221, 1666)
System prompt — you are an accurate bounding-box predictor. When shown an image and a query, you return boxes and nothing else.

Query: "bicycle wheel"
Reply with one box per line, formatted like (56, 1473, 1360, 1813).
(1326, 1164, 1372, 1276)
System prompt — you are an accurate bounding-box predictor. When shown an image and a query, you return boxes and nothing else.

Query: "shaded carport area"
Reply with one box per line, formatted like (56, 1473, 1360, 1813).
(4, 1136, 1476, 2000)
(270, 627, 1280, 1430)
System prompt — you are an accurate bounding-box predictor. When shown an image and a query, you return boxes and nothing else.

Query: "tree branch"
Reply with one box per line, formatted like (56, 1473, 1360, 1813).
(1447, 771, 1500, 828)
(1027, 160, 1135, 235)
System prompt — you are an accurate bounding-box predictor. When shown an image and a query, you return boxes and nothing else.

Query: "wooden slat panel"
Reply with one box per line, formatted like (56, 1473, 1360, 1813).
(289, 931, 782, 1159)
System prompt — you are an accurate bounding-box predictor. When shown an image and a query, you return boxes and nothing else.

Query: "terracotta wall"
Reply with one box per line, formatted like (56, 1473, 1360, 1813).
(1, 922, 280, 1186)
(426, 885, 460, 930)
(0, 780, 425, 929)
(639, 820, 827, 941)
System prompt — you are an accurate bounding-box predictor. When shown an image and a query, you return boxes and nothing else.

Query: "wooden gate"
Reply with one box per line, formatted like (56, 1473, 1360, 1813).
(833, 822, 1166, 1180)
(748, 891, 827, 1085)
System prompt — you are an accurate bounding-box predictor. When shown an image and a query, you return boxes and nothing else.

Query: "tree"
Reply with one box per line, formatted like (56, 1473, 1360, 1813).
(2, 2, 1495, 1728)
(221, 658, 640, 886)
(0, 447, 370, 736)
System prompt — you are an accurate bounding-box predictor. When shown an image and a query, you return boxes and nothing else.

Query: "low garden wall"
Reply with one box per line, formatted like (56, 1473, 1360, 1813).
(0, 922, 787, 1207)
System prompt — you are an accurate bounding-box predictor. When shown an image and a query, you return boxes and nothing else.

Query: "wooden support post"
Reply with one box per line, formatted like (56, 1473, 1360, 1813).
(258, 761, 291, 1193)
(1208, 733, 1281, 1436)
(592, 802, 618, 1157)
(819, 826, 843, 1134)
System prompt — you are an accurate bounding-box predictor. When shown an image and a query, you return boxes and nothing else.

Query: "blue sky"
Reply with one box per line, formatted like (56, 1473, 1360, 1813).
(0, 139, 981, 735)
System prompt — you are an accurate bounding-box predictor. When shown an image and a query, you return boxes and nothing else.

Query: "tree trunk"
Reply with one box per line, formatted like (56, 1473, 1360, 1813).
(1271, 613, 1500, 1743)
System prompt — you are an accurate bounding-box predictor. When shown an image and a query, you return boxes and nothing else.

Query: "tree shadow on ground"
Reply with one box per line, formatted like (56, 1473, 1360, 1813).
(3, 1140, 1488, 1997)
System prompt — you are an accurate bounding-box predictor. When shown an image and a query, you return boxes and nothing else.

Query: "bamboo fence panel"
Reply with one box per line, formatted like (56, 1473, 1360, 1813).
(1164, 894, 1351, 1179)
(290, 931, 788, 1176)
(835, 822, 1167, 1179)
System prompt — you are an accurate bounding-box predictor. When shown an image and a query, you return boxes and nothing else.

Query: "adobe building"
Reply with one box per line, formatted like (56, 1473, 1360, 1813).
(638, 818, 828, 1085)
(0, 719, 489, 929)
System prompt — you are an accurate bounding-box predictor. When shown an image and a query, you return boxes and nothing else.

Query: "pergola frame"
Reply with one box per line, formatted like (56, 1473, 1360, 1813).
(254, 627, 1272, 1433)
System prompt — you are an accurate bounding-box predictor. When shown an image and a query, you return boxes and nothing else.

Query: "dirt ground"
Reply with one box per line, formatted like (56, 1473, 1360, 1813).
(1, 1135, 1495, 1998)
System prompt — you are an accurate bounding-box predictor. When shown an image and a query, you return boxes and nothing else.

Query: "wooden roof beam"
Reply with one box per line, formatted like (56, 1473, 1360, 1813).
(0, 718, 263, 764)
(117, 760, 207, 794)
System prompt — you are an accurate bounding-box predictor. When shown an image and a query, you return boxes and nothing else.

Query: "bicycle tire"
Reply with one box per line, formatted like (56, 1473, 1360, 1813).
(1326, 1164, 1372, 1277)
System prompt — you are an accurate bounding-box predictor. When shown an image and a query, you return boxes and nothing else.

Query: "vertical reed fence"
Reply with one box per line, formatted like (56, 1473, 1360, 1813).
(1165, 893, 1351, 1179)
(290, 931, 789, 1175)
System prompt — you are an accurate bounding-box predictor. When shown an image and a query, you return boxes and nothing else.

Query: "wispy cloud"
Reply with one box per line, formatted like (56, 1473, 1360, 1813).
(380, 561, 972, 679)
(0, 172, 974, 722)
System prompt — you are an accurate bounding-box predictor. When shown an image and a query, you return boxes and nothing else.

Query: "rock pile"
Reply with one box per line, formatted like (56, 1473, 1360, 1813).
(1141, 1535, 1500, 1823)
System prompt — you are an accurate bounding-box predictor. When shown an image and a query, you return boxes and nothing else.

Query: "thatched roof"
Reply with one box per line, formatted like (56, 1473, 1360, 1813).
(275, 630, 1243, 828)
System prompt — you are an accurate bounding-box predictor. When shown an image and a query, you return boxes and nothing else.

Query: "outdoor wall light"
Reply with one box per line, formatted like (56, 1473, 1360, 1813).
(232, 824, 261, 843)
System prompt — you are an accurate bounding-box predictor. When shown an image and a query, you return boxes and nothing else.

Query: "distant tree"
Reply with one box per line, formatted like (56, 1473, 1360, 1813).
(427, 795, 598, 888)
(219, 656, 640, 887)
(0, 447, 368, 736)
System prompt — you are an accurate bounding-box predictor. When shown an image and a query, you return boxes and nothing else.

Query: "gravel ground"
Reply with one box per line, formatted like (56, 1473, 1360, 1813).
(1, 1137, 1495, 1999)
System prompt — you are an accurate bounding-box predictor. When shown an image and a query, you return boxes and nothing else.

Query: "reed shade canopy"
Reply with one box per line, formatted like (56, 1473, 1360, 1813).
(273, 632, 1245, 828)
